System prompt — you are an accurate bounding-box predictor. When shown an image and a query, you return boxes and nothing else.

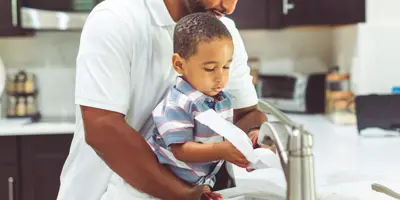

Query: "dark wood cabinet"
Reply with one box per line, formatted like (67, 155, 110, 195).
(0, 134, 73, 200)
(22, 0, 104, 11)
(229, 0, 366, 29)
(0, 164, 19, 200)
(20, 135, 72, 200)
(0, 0, 30, 36)
(284, 0, 366, 26)
(0, 136, 19, 200)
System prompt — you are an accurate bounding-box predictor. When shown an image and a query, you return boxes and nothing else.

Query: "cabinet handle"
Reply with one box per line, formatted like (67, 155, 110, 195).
(283, 0, 295, 15)
(8, 177, 14, 200)
(11, 0, 18, 26)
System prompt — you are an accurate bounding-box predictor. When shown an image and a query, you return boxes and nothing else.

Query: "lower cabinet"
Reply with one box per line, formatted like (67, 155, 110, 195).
(0, 164, 19, 200)
(0, 134, 73, 200)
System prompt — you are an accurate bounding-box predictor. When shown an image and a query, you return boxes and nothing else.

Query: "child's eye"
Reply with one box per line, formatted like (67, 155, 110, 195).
(204, 68, 215, 72)
(223, 66, 230, 70)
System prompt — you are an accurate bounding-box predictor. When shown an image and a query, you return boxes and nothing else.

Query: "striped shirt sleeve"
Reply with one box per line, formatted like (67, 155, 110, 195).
(153, 100, 195, 147)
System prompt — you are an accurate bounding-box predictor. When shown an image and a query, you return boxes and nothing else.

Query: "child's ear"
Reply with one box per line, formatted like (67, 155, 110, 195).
(172, 53, 184, 74)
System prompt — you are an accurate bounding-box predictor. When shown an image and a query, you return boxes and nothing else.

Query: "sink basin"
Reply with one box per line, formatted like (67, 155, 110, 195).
(226, 194, 280, 200)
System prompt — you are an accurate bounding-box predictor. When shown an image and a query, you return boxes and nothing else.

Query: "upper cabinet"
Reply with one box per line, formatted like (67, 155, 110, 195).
(22, 0, 104, 11)
(229, 0, 366, 29)
(0, 0, 31, 36)
(0, 0, 102, 36)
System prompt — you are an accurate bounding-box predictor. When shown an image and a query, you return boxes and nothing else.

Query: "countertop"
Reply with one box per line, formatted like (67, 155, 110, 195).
(228, 114, 400, 200)
(1, 113, 400, 199)
(0, 117, 75, 135)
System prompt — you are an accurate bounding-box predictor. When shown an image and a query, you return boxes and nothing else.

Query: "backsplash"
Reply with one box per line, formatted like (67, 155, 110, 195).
(0, 28, 334, 117)
(0, 32, 80, 68)
(2, 67, 76, 118)
(240, 28, 333, 65)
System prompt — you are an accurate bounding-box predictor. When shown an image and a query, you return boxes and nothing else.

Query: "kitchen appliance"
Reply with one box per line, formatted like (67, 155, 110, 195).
(20, 0, 104, 30)
(355, 94, 400, 135)
(256, 73, 326, 114)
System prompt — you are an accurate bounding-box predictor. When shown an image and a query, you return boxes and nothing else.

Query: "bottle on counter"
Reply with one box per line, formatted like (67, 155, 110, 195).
(6, 74, 16, 94)
(16, 96, 26, 117)
(325, 66, 356, 125)
(24, 74, 37, 94)
(7, 96, 17, 117)
(15, 70, 27, 95)
(26, 96, 37, 116)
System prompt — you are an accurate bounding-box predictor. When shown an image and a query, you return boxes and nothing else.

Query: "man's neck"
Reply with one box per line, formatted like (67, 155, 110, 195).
(164, 0, 188, 22)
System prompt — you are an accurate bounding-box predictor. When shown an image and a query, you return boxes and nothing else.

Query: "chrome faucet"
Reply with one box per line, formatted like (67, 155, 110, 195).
(257, 100, 316, 200)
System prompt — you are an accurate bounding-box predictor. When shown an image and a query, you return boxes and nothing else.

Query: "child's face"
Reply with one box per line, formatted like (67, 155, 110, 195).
(173, 37, 234, 97)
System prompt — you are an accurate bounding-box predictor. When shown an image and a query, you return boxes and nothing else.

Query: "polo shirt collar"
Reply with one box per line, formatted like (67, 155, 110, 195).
(145, 0, 176, 26)
(175, 76, 227, 103)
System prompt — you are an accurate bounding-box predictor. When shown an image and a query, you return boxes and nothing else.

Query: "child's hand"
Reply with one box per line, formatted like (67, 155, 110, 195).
(218, 141, 249, 168)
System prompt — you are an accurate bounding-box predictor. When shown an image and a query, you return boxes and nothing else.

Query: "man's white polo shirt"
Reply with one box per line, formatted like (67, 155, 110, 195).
(56, 0, 258, 199)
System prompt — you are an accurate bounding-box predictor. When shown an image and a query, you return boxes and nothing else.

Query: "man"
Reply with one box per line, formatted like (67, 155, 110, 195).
(57, 0, 267, 200)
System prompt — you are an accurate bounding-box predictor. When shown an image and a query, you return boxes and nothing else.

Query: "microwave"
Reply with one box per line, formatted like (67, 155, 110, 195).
(20, 0, 104, 30)
(256, 73, 326, 113)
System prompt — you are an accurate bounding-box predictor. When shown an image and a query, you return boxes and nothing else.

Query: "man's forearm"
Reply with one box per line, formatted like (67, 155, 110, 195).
(84, 113, 190, 199)
(234, 105, 267, 134)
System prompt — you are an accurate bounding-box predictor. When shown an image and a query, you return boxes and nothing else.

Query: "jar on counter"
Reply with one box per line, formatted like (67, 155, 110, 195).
(16, 96, 26, 117)
(6, 74, 16, 94)
(7, 96, 17, 117)
(26, 96, 37, 116)
(325, 67, 356, 125)
(24, 74, 37, 94)
(15, 70, 27, 95)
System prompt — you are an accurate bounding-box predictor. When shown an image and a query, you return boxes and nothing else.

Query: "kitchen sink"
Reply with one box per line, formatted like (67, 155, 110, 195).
(225, 193, 283, 200)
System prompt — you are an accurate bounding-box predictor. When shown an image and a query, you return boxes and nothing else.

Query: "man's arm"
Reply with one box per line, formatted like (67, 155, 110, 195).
(221, 18, 268, 135)
(82, 106, 201, 200)
(234, 105, 267, 134)
(75, 10, 202, 200)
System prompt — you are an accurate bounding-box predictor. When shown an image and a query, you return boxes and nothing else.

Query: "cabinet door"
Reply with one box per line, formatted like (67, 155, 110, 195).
(20, 134, 73, 200)
(0, 0, 28, 36)
(0, 164, 19, 200)
(284, 0, 366, 26)
(228, 0, 288, 29)
(22, 0, 104, 11)
(228, 0, 269, 29)
(0, 137, 19, 200)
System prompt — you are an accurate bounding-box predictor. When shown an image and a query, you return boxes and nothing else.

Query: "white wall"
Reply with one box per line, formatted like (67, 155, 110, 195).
(332, 1, 400, 94)
(366, 0, 400, 25)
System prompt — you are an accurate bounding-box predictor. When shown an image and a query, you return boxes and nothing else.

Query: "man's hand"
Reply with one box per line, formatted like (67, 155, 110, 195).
(248, 129, 259, 148)
(218, 141, 249, 168)
(248, 129, 277, 154)
(201, 186, 223, 200)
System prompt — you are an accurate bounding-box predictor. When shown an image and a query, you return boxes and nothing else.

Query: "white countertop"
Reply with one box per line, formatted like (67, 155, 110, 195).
(228, 114, 400, 200)
(1, 113, 400, 199)
(0, 118, 75, 136)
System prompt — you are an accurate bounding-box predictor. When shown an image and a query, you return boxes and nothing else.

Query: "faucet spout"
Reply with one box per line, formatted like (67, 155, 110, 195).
(257, 100, 316, 200)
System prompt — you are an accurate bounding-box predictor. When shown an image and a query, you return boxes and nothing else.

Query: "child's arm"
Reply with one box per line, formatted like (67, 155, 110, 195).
(170, 142, 225, 163)
(170, 141, 249, 168)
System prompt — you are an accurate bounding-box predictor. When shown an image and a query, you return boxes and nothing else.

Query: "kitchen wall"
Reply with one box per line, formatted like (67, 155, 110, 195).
(332, 0, 400, 94)
(0, 28, 334, 117)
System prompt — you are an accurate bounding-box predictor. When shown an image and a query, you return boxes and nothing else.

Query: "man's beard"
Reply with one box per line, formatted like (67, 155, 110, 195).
(183, 0, 208, 13)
